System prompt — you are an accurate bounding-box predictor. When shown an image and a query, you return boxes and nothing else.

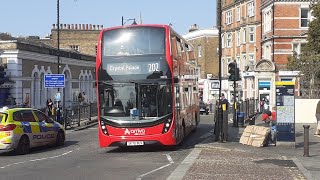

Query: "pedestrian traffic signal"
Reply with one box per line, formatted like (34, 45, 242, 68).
(0, 65, 5, 86)
(228, 62, 241, 81)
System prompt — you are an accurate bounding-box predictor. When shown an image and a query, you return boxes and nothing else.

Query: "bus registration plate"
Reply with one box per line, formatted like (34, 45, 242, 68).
(127, 141, 144, 146)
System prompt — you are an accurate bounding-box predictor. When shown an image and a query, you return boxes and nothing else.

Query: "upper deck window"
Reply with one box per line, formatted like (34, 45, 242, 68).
(102, 27, 165, 56)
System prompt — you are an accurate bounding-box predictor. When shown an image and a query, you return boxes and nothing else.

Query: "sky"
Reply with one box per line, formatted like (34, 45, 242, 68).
(1, 0, 217, 38)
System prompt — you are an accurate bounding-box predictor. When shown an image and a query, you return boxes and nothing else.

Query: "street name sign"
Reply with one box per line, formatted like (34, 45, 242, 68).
(44, 74, 65, 88)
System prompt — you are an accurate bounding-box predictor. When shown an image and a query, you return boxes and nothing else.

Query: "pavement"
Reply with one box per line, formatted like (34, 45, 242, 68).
(168, 114, 320, 180)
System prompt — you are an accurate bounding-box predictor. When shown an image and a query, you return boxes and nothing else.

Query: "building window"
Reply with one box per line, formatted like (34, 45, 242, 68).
(249, 27, 255, 42)
(249, 54, 254, 62)
(227, 33, 232, 47)
(70, 45, 80, 52)
(198, 45, 202, 57)
(222, 34, 225, 48)
(264, 10, 272, 32)
(237, 7, 241, 22)
(264, 45, 271, 60)
(301, 8, 312, 28)
(237, 31, 240, 46)
(242, 54, 247, 67)
(248, 2, 255, 17)
(293, 43, 306, 55)
(226, 10, 233, 25)
(243, 28, 246, 43)
(236, 56, 240, 69)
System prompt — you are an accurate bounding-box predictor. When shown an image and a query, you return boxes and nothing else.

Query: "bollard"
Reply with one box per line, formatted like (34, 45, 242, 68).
(303, 125, 310, 157)
(89, 103, 92, 121)
(78, 105, 81, 127)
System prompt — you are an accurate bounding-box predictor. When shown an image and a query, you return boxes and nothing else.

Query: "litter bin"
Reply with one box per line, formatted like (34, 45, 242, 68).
(237, 112, 245, 127)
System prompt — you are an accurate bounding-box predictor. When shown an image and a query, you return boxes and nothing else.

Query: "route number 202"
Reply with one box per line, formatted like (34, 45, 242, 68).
(148, 63, 159, 72)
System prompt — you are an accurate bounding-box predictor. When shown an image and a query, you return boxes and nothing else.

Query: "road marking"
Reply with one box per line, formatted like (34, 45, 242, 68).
(136, 154, 174, 180)
(0, 150, 73, 169)
(137, 163, 172, 180)
(167, 149, 202, 180)
(166, 154, 174, 164)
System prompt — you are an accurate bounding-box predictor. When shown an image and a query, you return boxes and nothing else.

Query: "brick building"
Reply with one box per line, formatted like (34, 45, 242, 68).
(183, 24, 219, 102)
(0, 40, 96, 109)
(221, 0, 314, 108)
(220, 0, 262, 103)
(50, 24, 103, 56)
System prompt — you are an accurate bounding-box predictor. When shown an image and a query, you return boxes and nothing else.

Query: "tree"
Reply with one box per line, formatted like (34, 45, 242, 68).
(287, 2, 320, 98)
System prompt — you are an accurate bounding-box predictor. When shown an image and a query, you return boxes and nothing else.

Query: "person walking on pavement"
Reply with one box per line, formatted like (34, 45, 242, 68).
(315, 101, 320, 136)
(219, 93, 229, 142)
(46, 98, 54, 117)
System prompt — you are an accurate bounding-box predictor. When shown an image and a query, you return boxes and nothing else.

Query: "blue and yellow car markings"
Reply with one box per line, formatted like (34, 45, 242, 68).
(20, 122, 32, 133)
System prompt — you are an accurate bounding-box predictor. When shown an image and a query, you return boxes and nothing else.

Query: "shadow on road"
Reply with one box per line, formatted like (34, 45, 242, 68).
(0, 140, 79, 156)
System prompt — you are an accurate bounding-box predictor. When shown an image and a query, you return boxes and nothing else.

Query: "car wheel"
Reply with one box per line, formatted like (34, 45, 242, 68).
(16, 135, 30, 155)
(56, 130, 65, 147)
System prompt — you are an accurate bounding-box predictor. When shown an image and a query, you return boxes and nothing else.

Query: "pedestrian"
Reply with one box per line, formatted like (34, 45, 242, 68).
(219, 93, 229, 142)
(46, 98, 54, 117)
(315, 101, 320, 136)
(260, 99, 265, 113)
(262, 107, 277, 146)
(78, 92, 84, 105)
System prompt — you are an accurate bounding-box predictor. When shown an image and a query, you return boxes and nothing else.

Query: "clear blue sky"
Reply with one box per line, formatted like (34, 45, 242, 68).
(1, 0, 216, 38)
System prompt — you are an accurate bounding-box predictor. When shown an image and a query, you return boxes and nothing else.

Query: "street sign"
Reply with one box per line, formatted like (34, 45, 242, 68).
(210, 80, 220, 90)
(44, 74, 65, 88)
(276, 81, 295, 145)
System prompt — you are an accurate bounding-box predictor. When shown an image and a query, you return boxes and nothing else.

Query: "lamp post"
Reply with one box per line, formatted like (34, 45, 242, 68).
(57, 0, 63, 127)
(121, 16, 137, 26)
(216, 0, 223, 142)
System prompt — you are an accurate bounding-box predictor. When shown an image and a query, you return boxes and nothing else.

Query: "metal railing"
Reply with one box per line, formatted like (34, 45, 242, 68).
(63, 102, 98, 129)
(236, 98, 259, 120)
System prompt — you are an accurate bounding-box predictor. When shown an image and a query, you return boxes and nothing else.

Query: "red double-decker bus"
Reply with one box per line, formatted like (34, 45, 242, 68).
(96, 24, 199, 148)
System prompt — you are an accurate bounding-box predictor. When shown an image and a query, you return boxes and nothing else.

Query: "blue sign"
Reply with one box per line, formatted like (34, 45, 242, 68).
(44, 74, 65, 88)
(258, 81, 270, 87)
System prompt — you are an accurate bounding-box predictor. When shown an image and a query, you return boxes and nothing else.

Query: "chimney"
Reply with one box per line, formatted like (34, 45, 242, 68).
(189, 24, 199, 32)
(52, 24, 56, 29)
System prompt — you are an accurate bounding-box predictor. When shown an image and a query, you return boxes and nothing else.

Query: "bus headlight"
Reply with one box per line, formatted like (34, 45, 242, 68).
(162, 118, 172, 133)
(100, 119, 108, 135)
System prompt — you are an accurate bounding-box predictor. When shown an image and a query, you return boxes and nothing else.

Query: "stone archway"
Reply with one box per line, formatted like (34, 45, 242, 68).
(254, 59, 276, 72)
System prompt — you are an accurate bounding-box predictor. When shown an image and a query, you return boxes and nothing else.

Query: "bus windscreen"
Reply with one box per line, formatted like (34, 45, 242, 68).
(102, 27, 165, 56)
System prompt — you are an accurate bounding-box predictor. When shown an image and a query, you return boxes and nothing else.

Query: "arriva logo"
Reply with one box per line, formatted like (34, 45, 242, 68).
(124, 128, 145, 135)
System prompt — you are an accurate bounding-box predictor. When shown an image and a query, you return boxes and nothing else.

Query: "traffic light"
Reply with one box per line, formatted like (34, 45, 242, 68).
(0, 65, 5, 86)
(228, 62, 236, 81)
(228, 62, 241, 81)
